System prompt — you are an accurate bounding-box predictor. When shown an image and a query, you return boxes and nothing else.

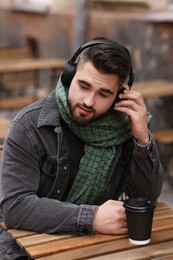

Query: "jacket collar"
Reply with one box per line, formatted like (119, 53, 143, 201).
(37, 90, 61, 128)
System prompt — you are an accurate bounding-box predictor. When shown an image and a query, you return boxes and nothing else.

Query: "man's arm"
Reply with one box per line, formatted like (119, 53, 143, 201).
(127, 133, 164, 201)
(114, 89, 164, 201)
(0, 120, 97, 235)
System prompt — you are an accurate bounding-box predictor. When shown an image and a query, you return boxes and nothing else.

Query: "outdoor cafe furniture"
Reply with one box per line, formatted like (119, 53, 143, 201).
(0, 58, 66, 110)
(0, 201, 173, 259)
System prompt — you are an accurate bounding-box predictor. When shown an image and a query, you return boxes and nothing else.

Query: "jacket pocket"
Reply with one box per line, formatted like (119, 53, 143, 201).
(38, 157, 57, 197)
(38, 156, 68, 198)
(41, 157, 57, 178)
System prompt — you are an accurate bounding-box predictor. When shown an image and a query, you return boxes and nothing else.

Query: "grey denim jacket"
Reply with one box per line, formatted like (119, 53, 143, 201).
(0, 91, 164, 236)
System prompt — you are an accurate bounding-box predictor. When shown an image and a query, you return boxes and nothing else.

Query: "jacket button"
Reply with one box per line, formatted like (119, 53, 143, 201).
(57, 190, 61, 194)
(64, 166, 67, 170)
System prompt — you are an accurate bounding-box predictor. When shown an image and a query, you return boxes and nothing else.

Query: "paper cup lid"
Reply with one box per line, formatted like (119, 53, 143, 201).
(124, 197, 155, 212)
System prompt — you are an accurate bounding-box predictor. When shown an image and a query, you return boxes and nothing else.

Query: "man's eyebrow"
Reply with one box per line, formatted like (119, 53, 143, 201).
(100, 88, 114, 95)
(78, 79, 91, 86)
(78, 79, 114, 95)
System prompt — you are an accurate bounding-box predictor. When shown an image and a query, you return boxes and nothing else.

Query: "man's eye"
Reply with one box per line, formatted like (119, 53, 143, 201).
(80, 83, 88, 89)
(99, 92, 109, 98)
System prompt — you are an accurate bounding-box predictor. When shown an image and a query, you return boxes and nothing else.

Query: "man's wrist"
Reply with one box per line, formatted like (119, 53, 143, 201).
(134, 131, 151, 149)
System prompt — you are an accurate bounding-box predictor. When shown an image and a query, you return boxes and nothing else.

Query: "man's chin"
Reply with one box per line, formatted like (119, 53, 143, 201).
(73, 117, 91, 125)
(71, 114, 93, 125)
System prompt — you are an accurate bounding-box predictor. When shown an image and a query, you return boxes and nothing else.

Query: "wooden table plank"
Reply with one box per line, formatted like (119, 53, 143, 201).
(153, 255, 173, 260)
(36, 229, 173, 260)
(89, 240, 173, 260)
(155, 201, 171, 211)
(0, 58, 66, 73)
(23, 234, 127, 259)
(0, 221, 8, 230)
(17, 233, 73, 248)
(0, 222, 37, 238)
(154, 209, 173, 220)
(152, 214, 173, 232)
(7, 229, 37, 239)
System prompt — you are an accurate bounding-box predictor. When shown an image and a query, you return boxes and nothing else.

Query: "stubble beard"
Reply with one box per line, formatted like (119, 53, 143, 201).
(68, 99, 95, 125)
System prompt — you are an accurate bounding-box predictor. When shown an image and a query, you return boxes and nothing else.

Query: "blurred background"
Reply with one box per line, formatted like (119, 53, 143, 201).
(0, 0, 173, 205)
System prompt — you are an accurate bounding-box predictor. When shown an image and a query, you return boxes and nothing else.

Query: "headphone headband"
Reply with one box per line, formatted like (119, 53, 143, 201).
(71, 39, 118, 62)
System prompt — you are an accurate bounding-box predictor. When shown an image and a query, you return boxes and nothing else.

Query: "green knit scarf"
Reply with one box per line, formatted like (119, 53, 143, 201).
(55, 79, 132, 205)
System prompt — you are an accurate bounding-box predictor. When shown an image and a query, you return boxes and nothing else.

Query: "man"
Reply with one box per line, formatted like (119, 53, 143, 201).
(0, 37, 163, 258)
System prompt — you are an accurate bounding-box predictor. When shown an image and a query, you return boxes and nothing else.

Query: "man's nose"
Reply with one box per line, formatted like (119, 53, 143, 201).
(83, 93, 95, 107)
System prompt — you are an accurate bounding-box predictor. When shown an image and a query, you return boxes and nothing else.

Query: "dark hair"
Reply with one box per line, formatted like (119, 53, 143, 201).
(77, 37, 132, 85)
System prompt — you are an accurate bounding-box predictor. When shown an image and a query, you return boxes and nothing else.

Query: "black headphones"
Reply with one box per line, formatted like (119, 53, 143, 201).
(61, 39, 134, 88)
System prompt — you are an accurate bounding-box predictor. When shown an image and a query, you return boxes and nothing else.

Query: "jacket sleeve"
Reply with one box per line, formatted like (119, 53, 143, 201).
(126, 132, 164, 201)
(0, 120, 97, 235)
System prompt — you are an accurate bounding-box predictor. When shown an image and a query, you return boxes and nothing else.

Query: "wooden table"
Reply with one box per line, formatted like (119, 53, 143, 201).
(0, 58, 66, 110)
(0, 58, 66, 74)
(0, 47, 33, 61)
(133, 80, 173, 98)
(0, 58, 66, 89)
(1, 201, 173, 260)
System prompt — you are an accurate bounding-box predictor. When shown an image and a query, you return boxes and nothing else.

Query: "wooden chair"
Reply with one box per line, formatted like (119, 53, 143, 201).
(153, 129, 173, 184)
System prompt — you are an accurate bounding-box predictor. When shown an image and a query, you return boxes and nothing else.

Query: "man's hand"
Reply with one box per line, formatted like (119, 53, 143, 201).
(92, 200, 127, 235)
(114, 89, 149, 146)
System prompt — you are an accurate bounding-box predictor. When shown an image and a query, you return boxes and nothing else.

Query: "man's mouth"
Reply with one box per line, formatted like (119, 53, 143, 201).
(78, 105, 94, 116)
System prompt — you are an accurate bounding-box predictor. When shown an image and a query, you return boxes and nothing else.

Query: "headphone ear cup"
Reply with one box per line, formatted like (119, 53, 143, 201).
(61, 62, 77, 87)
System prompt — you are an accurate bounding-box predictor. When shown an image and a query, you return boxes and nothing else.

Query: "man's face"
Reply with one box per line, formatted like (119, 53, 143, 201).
(68, 61, 121, 124)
